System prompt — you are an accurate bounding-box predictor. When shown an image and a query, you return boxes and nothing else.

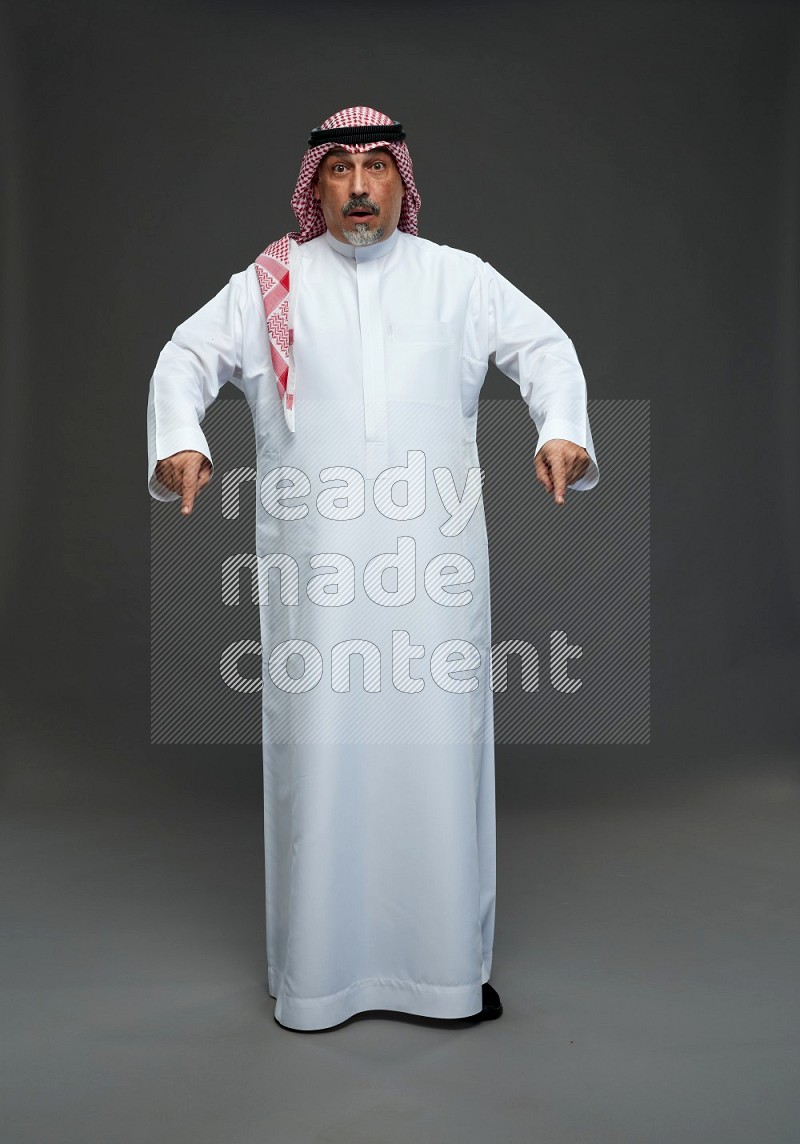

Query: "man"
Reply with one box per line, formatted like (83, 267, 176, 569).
(147, 106, 599, 1031)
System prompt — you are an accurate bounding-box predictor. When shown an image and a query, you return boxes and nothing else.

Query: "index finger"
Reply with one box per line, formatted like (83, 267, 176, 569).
(550, 451, 567, 505)
(180, 455, 203, 515)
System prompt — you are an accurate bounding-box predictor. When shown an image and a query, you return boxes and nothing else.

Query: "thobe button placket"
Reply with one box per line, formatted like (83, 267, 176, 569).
(355, 259, 389, 478)
(322, 228, 396, 480)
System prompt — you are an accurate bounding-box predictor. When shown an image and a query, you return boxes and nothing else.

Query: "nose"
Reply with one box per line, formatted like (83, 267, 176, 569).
(350, 165, 370, 199)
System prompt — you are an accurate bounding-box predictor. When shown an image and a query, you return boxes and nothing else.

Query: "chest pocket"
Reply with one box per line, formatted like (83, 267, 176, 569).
(387, 319, 459, 402)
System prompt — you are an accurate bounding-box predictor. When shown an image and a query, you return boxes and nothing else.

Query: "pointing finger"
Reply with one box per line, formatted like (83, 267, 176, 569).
(550, 450, 567, 505)
(180, 456, 203, 515)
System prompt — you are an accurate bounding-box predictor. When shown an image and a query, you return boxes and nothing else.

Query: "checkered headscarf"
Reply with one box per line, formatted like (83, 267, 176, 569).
(254, 106, 421, 432)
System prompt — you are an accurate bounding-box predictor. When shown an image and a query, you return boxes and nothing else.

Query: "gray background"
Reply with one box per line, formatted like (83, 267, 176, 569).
(1, 1, 798, 1141)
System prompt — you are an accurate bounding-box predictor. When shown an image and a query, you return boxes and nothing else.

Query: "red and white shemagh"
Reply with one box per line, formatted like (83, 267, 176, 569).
(254, 106, 422, 432)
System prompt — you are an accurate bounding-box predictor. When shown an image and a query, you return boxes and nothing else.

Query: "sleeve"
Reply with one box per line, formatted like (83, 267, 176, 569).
(485, 262, 599, 491)
(146, 271, 246, 502)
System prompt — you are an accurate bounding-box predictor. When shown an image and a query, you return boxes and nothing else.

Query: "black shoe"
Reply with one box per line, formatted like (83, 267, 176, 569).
(466, 982, 503, 1022)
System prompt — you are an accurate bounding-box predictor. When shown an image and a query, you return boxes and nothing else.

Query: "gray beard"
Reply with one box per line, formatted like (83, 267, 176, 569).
(342, 222, 385, 246)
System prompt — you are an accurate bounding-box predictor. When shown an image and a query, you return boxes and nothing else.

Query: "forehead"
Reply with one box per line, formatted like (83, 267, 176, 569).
(319, 146, 395, 165)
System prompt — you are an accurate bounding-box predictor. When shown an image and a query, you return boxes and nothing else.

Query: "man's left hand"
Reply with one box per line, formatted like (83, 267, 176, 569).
(534, 439, 592, 506)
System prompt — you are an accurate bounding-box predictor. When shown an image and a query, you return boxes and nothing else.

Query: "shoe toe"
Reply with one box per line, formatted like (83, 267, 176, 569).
(466, 982, 503, 1021)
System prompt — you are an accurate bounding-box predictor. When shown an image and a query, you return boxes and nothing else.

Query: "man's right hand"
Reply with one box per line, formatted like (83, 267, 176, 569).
(155, 450, 213, 515)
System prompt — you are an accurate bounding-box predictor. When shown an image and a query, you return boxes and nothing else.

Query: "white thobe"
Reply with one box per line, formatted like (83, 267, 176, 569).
(147, 226, 599, 1030)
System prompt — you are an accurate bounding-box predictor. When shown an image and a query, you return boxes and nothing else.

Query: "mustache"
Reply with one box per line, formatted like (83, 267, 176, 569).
(342, 197, 380, 218)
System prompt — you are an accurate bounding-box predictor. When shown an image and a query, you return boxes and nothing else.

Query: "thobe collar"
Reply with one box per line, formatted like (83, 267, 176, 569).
(322, 226, 400, 262)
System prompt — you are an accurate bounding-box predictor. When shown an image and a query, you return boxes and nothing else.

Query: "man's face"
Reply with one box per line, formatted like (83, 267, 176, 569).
(313, 148, 405, 246)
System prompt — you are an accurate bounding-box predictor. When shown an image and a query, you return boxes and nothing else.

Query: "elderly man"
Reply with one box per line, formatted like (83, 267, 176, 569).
(147, 106, 599, 1031)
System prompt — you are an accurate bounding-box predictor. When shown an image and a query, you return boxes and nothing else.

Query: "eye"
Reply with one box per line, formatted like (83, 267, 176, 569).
(332, 163, 346, 173)
(372, 161, 386, 170)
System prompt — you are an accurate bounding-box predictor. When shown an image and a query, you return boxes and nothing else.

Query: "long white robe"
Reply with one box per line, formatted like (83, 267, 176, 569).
(147, 226, 599, 1029)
